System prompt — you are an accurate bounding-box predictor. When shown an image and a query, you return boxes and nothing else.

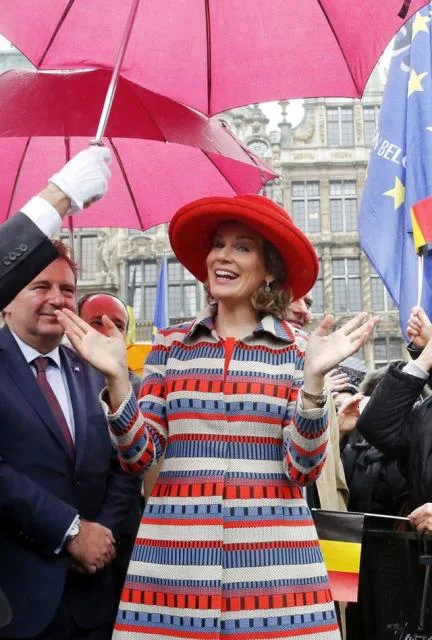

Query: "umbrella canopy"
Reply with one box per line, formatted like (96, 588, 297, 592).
(0, 69, 276, 230)
(0, 0, 427, 116)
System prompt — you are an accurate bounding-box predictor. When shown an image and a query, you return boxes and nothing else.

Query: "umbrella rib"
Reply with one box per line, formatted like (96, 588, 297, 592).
(38, 0, 77, 67)
(6, 136, 32, 221)
(203, 150, 239, 195)
(205, 0, 213, 116)
(316, 0, 361, 95)
(109, 138, 145, 231)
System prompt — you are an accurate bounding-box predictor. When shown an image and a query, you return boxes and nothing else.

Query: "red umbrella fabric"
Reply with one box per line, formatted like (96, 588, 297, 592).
(0, 69, 276, 230)
(0, 0, 427, 116)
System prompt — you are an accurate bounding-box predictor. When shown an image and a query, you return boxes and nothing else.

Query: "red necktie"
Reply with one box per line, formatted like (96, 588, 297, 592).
(32, 356, 75, 458)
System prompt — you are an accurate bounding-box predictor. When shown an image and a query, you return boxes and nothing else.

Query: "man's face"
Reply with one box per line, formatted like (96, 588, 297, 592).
(3, 258, 76, 353)
(79, 294, 128, 339)
(286, 292, 314, 329)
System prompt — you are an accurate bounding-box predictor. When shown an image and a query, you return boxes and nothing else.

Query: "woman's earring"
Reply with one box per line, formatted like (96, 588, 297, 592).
(265, 280, 271, 292)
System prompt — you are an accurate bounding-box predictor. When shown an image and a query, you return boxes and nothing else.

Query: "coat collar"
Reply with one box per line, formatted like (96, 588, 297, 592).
(0, 326, 87, 468)
(184, 307, 295, 344)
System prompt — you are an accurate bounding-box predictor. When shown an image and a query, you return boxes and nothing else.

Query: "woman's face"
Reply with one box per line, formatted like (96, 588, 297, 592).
(206, 221, 271, 305)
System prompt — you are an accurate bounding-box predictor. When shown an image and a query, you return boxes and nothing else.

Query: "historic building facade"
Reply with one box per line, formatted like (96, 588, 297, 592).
(1, 47, 403, 367)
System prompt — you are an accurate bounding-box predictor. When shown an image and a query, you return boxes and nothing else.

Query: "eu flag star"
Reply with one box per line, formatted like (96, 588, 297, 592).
(384, 177, 405, 209)
(412, 12, 430, 38)
(408, 69, 428, 97)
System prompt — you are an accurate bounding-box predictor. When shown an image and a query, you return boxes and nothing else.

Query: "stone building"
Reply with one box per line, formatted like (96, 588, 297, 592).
(0, 47, 404, 367)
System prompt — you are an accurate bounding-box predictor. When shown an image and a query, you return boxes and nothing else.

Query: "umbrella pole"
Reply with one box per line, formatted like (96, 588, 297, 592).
(64, 137, 75, 262)
(93, 0, 140, 144)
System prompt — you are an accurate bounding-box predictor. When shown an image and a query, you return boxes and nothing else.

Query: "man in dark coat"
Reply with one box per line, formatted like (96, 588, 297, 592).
(0, 241, 139, 639)
(0, 147, 111, 631)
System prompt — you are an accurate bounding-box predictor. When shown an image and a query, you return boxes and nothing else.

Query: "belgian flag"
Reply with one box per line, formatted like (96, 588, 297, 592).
(411, 196, 432, 256)
(312, 509, 364, 603)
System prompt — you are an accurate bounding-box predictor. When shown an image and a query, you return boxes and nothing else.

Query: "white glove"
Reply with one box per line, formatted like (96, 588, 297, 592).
(49, 146, 112, 214)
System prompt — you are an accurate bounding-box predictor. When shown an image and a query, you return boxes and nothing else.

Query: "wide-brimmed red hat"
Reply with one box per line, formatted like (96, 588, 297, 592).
(169, 194, 318, 299)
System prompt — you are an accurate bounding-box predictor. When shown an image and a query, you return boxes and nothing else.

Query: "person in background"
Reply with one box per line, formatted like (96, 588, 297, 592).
(286, 292, 349, 511)
(77, 291, 143, 604)
(78, 293, 141, 396)
(57, 194, 376, 640)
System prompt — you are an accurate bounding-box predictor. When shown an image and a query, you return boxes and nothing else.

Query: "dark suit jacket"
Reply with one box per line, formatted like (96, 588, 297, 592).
(0, 326, 140, 638)
(0, 212, 58, 311)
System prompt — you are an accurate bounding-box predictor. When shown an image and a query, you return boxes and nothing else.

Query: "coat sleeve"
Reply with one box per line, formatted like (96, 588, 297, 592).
(356, 362, 426, 464)
(102, 329, 169, 475)
(282, 333, 330, 486)
(0, 456, 78, 555)
(95, 448, 141, 537)
(0, 213, 58, 310)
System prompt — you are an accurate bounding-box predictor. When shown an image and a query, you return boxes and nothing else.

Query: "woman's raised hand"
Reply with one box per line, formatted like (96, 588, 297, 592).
(303, 313, 377, 390)
(55, 308, 128, 379)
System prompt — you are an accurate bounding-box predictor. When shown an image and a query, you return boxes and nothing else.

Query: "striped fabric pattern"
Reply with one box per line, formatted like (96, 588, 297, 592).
(107, 310, 340, 639)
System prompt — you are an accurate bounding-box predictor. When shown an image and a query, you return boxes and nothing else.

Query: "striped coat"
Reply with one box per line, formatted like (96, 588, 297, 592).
(106, 310, 340, 640)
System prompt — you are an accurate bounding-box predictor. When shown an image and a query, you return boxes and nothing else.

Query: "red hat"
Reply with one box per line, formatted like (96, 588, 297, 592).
(169, 194, 318, 299)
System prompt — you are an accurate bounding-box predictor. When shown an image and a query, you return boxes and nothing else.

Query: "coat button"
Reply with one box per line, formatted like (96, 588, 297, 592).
(3, 258, 11, 266)
(8, 251, 17, 261)
(19, 244, 28, 252)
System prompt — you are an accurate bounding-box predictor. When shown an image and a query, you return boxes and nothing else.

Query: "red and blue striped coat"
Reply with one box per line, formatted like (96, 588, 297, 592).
(106, 310, 340, 640)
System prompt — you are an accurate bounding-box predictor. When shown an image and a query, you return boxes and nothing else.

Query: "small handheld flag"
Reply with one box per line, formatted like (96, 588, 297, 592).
(313, 509, 364, 602)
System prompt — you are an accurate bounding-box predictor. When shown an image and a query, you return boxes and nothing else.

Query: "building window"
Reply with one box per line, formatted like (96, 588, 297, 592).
(128, 258, 199, 323)
(327, 107, 354, 147)
(291, 181, 321, 233)
(363, 105, 380, 146)
(332, 258, 362, 313)
(374, 337, 403, 368)
(167, 260, 198, 322)
(128, 261, 157, 322)
(60, 231, 98, 281)
(370, 269, 396, 312)
(311, 260, 324, 314)
(330, 180, 358, 232)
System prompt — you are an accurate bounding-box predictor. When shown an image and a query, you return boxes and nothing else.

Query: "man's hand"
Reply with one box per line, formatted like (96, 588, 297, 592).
(43, 146, 112, 216)
(408, 503, 432, 533)
(337, 392, 364, 436)
(65, 520, 116, 574)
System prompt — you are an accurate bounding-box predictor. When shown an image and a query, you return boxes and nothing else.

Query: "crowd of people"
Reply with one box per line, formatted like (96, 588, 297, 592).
(0, 147, 431, 640)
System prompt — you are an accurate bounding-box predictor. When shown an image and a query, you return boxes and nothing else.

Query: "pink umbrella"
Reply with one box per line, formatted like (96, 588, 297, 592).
(0, 69, 276, 230)
(0, 0, 427, 116)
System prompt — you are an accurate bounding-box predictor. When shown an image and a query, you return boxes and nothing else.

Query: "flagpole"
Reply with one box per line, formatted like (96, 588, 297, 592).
(417, 253, 424, 307)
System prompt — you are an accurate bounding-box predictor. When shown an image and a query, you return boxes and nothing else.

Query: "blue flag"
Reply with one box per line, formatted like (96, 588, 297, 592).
(152, 256, 169, 340)
(359, 3, 432, 338)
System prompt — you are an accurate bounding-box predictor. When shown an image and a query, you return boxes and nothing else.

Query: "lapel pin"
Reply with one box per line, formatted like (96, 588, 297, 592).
(74, 365, 80, 372)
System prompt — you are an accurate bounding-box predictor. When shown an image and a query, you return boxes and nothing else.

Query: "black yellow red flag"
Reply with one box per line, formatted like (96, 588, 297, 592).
(312, 509, 364, 603)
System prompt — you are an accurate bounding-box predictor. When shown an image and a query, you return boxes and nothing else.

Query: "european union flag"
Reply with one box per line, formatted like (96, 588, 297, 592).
(152, 256, 169, 340)
(359, 4, 432, 338)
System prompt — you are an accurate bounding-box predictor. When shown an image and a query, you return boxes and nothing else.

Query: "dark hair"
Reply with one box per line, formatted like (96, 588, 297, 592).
(78, 292, 129, 329)
(51, 239, 78, 279)
(359, 366, 389, 396)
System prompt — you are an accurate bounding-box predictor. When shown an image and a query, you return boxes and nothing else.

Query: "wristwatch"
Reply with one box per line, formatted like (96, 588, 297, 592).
(66, 517, 81, 543)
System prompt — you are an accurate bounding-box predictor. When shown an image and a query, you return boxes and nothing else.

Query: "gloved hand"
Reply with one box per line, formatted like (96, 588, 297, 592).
(49, 146, 112, 214)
